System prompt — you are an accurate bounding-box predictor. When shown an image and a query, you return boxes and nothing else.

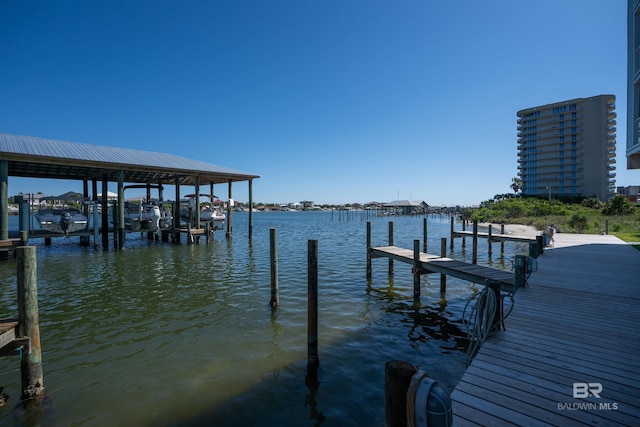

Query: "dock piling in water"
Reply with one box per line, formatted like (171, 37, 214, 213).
(270, 228, 279, 308)
(413, 239, 420, 299)
(307, 240, 319, 370)
(472, 220, 478, 264)
(440, 238, 447, 298)
(17, 246, 44, 401)
(384, 360, 417, 427)
(366, 222, 372, 280)
(388, 222, 394, 276)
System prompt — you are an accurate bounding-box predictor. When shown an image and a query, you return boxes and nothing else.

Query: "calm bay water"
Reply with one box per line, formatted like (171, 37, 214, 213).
(0, 211, 528, 426)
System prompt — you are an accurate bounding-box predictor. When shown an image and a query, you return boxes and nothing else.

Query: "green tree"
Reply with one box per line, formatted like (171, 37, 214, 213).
(510, 177, 522, 197)
(602, 195, 636, 216)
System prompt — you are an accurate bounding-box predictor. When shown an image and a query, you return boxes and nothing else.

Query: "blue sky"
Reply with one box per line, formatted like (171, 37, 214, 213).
(1, 0, 632, 206)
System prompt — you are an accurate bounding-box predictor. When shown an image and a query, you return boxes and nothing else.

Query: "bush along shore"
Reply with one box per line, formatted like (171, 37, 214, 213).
(466, 196, 640, 248)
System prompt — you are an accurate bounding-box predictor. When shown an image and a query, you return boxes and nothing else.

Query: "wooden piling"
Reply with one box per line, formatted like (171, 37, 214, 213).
(488, 224, 493, 258)
(101, 176, 109, 249)
(423, 217, 428, 253)
(384, 360, 417, 427)
(605, 219, 609, 235)
(17, 246, 44, 400)
(440, 237, 447, 297)
(500, 223, 505, 255)
(450, 216, 454, 251)
(413, 239, 420, 299)
(472, 220, 478, 264)
(366, 222, 372, 279)
(462, 219, 466, 248)
(307, 240, 319, 369)
(536, 235, 544, 255)
(270, 228, 279, 308)
(388, 221, 394, 276)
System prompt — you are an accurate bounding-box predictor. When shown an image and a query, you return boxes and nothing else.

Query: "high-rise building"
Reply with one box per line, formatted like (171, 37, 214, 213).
(628, 0, 640, 168)
(517, 95, 616, 201)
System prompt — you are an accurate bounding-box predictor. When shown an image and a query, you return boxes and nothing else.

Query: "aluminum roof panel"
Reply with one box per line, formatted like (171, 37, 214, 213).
(0, 132, 260, 185)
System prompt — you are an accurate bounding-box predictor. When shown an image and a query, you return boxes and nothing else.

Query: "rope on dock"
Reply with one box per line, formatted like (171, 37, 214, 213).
(463, 287, 497, 367)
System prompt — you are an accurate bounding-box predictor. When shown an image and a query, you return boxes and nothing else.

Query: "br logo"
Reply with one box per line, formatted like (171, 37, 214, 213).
(573, 382, 602, 398)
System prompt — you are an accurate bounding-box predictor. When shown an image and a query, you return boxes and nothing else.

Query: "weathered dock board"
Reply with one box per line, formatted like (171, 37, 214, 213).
(451, 234, 640, 426)
(0, 319, 19, 350)
(370, 245, 516, 292)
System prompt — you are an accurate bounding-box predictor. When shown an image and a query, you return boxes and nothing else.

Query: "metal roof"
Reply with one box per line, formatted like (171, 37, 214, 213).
(0, 132, 260, 186)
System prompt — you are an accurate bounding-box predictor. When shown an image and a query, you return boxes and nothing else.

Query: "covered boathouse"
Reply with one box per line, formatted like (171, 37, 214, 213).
(0, 132, 260, 253)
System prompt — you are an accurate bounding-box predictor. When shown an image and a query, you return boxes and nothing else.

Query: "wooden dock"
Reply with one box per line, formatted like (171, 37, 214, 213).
(452, 230, 537, 244)
(370, 245, 517, 293)
(451, 233, 640, 425)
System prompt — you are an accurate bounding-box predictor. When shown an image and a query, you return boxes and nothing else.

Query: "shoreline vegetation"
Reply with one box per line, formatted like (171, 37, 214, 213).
(469, 196, 640, 249)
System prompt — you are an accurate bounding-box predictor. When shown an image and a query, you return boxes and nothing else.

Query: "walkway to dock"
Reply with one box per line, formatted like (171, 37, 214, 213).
(451, 233, 640, 426)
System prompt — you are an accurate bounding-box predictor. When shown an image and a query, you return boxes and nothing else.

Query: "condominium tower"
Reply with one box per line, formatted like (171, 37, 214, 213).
(517, 95, 616, 201)
(628, 0, 640, 168)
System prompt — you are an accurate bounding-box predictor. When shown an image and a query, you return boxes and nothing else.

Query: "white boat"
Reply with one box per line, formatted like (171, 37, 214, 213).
(118, 200, 172, 232)
(35, 192, 89, 236)
(198, 205, 226, 230)
(180, 194, 226, 230)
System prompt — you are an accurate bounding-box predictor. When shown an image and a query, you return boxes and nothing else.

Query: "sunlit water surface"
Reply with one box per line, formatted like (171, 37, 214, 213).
(0, 212, 528, 426)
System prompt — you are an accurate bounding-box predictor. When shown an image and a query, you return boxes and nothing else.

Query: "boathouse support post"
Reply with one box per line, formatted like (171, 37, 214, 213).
(366, 222, 372, 279)
(0, 159, 8, 241)
(500, 223, 505, 255)
(92, 202, 99, 247)
(81, 180, 90, 246)
(488, 224, 493, 258)
(226, 181, 233, 238)
(384, 360, 417, 427)
(270, 228, 279, 308)
(307, 240, 319, 370)
(388, 221, 394, 276)
(423, 217, 428, 253)
(440, 238, 447, 297)
(17, 246, 44, 400)
(174, 175, 181, 243)
(18, 199, 29, 241)
(413, 239, 420, 299)
(472, 220, 478, 264)
(248, 179, 253, 239)
(194, 176, 201, 230)
(450, 216, 454, 251)
(117, 171, 124, 249)
(101, 176, 109, 249)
